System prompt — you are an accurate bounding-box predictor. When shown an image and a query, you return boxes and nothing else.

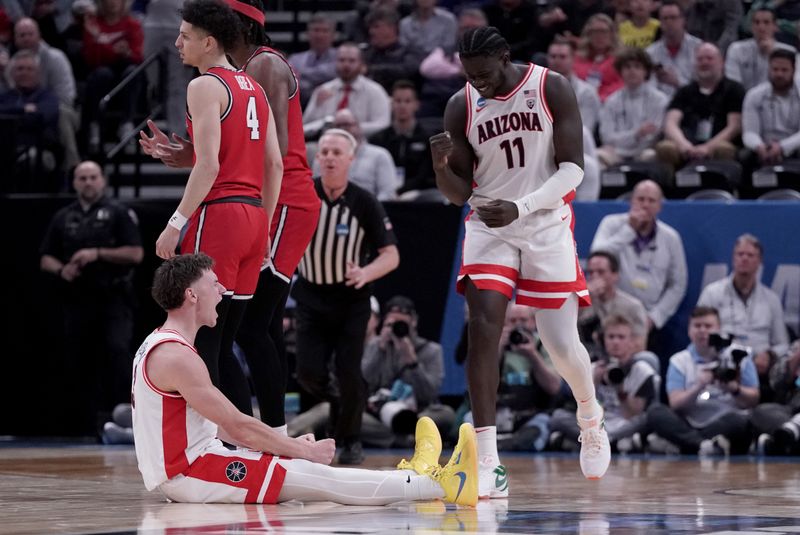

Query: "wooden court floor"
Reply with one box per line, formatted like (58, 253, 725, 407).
(2, 444, 800, 534)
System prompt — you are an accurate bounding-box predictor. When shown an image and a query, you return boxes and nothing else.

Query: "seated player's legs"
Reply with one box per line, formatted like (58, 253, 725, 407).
(158, 444, 286, 504)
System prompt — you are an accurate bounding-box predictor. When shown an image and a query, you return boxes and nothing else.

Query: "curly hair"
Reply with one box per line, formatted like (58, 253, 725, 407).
(181, 0, 242, 52)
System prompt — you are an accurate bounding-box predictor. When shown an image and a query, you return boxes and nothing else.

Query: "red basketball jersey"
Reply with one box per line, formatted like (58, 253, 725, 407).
(243, 47, 319, 210)
(187, 66, 269, 202)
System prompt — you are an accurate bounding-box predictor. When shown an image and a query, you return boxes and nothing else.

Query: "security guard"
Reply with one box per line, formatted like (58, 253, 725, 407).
(40, 161, 144, 434)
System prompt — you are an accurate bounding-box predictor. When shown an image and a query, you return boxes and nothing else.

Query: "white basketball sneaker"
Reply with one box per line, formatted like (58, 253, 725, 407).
(478, 456, 509, 498)
(578, 413, 611, 480)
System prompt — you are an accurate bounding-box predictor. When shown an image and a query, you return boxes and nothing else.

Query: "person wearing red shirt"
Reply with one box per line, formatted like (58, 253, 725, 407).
(151, 0, 284, 417)
(81, 0, 144, 152)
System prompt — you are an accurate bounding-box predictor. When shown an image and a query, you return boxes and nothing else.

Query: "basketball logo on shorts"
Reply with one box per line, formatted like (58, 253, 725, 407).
(226, 461, 247, 482)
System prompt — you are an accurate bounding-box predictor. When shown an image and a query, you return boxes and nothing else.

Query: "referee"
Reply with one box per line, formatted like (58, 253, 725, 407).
(292, 128, 400, 465)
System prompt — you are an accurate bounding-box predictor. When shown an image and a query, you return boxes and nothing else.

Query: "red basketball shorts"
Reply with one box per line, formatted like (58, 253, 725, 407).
(181, 201, 269, 297)
(264, 203, 319, 283)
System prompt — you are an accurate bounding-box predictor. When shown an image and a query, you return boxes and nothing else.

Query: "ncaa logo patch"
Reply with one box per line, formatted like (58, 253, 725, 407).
(476, 97, 487, 111)
(226, 461, 247, 482)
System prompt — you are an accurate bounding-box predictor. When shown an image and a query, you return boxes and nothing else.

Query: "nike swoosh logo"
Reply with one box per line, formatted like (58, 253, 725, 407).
(561, 214, 569, 221)
(475, 107, 486, 113)
(455, 471, 467, 499)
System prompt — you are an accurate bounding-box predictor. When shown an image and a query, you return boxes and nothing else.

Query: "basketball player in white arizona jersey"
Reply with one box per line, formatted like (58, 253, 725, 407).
(429, 27, 611, 497)
(131, 253, 479, 505)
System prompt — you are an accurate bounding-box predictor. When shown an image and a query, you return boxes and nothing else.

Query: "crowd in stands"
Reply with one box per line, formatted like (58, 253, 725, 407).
(3, 0, 800, 198)
(16, 0, 799, 457)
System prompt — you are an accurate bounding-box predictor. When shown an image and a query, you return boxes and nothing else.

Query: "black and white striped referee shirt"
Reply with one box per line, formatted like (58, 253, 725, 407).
(297, 178, 397, 288)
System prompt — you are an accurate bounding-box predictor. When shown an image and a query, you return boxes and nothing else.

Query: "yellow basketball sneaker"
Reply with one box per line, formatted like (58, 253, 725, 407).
(429, 423, 478, 507)
(397, 416, 442, 475)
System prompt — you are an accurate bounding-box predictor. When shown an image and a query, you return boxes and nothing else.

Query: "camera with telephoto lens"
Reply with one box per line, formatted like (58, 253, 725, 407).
(708, 333, 750, 382)
(602, 358, 625, 386)
(391, 320, 410, 338)
(508, 328, 530, 345)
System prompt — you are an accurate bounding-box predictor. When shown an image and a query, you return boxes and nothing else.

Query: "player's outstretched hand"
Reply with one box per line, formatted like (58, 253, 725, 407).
(139, 119, 194, 168)
(306, 438, 336, 465)
(139, 120, 169, 158)
(429, 131, 453, 171)
(156, 133, 194, 168)
(476, 200, 519, 228)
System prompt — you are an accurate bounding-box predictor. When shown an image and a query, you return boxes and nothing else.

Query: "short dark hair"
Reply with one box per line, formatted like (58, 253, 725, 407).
(690, 306, 720, 320)
(614, 46, 653, 77)
(181, 0, 242, 52)
(384, 295, 417, 319)
(588, 250, 620, 273)
(658, 0, 684, 18)
(459, 26, 509, 59)
(752, 6, 777, 22)
(151, 253, 214, 311)
(391, 79, 416, 94)
(366, 7, 399, 28)
(770, 47, 795, 67)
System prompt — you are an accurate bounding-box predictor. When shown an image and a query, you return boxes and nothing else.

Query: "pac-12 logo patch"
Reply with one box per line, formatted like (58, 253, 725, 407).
(226, 461, 247, 482)
(524, 89, 537, 110)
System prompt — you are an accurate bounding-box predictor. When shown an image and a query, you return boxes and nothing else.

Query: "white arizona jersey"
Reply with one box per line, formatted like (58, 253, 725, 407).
(132, 328, 221, 491)
(466, 64, 559, 208)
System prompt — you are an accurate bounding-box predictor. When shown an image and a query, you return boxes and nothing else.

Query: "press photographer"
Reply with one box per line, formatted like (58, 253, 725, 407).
(646, 306, 759, 455)
(361, 296, 455, 444)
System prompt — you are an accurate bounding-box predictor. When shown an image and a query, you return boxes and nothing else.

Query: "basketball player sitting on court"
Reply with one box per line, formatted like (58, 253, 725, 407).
(131, 253, 478, 506)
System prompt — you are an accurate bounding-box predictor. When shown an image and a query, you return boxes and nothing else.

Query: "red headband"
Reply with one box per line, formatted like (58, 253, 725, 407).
(224, 0, 265, 26)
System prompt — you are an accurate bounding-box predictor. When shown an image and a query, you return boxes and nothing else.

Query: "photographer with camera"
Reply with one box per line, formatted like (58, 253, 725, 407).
(550, 313, 658, 451)
(646, 306, 759, 455)
(753, 340, 800, 455)
(361, 296, 455, 447)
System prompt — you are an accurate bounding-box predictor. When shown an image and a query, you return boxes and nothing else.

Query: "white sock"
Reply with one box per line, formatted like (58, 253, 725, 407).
(577, 398, 603, 422)
(273, 424, 288, 437)
(475, 426, 499, 465)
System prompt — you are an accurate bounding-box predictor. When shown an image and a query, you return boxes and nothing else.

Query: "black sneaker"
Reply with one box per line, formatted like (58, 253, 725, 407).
(337, 441, 365, 465)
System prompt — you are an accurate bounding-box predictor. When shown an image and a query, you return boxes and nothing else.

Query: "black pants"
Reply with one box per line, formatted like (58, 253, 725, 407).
(294, 295, 371, 444)
(236, 269, 291, 427)
(62, 291, 134, 433)
(750, 403, 793, 435)
(646, 404, 752, 454)
(195, 295, 252, 416)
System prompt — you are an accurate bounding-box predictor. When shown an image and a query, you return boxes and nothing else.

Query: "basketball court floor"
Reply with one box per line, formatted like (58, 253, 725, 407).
(2, 444, 800, 534)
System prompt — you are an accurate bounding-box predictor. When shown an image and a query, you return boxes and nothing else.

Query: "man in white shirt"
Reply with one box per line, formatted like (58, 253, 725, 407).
(645, 1, 702, 98)
(597, 47, 669, 168)
(741, 48, 800, 167)
(697, 233, 789, 358)
(547, 39, 601, 133)
(303, 43, 391, 139)
(725, 7, 796, 92)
